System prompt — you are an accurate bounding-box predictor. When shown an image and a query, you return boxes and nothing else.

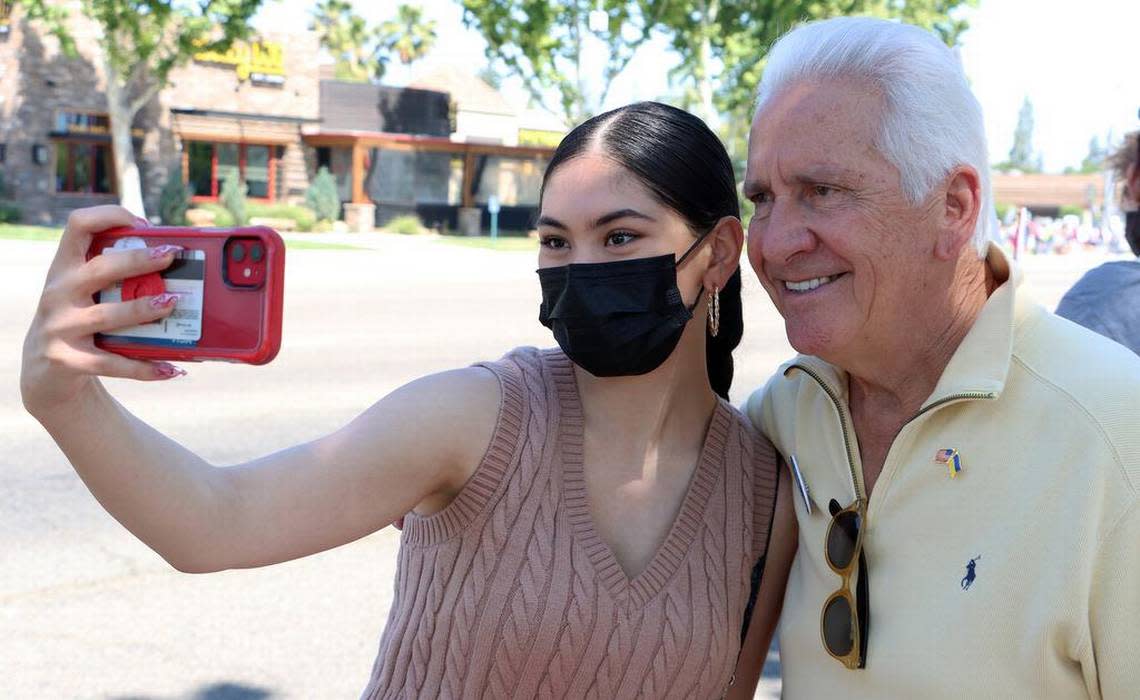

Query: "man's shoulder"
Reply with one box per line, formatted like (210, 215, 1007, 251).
(1012, 303, 1140, 489)
(743, 355, 827, 448)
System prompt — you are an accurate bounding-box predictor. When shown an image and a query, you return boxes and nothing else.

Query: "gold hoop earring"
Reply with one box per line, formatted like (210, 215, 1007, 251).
(708, 286, 720, 338)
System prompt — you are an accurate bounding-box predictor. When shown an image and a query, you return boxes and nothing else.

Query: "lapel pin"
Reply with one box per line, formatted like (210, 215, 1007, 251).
(934, 448, 963, 478)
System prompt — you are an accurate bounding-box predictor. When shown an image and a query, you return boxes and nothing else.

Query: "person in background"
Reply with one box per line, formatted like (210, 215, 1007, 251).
(1056, 131, 1140, 354)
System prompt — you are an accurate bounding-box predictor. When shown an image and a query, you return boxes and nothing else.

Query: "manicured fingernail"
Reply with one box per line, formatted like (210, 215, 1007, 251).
(153, 363, 186, 379)
(149, 293, 180, 308)
(149, 245, 183, 259)
(134, 216, 150, 227)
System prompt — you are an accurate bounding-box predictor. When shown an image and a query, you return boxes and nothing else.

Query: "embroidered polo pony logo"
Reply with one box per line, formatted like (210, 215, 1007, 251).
(961, 555, 981, 590)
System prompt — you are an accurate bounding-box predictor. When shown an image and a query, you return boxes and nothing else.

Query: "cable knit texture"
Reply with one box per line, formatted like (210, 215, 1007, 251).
(360, 347, 779, 699)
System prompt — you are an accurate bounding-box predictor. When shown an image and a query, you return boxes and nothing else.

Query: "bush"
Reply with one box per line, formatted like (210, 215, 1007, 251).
(247, 202, 317, 231)
(305, 167, 340, 223)
(0, 202, 21, 223)
(195, 202, 234, 227)
(385, 214, 426, 235)
(1058, 204, 1085, 219)
(158, 172, 193, 226)
(220, 177, 248, 226)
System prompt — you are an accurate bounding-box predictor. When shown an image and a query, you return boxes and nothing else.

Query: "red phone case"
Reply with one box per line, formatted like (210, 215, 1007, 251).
(87, 226, 285, 364)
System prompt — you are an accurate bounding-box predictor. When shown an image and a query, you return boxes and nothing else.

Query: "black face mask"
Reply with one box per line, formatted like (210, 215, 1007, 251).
(538, 237, 707, 377)
(1126, 211, 1139, 257)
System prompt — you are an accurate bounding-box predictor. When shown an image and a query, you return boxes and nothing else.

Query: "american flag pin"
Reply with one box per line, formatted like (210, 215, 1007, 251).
(934, 448, 963, 478)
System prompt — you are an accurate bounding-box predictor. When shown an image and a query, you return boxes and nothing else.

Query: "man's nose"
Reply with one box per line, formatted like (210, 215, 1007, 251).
(753, 198, 817, 265)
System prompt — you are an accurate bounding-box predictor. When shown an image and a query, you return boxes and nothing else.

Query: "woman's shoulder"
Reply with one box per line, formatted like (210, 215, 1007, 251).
(721, 398, 779, 467)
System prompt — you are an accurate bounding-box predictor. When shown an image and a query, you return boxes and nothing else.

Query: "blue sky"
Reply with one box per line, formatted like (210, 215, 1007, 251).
(258, 0, 1140, 172)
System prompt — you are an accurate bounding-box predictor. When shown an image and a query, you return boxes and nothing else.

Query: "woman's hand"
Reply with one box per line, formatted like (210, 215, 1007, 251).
(21, 205, 185, 418)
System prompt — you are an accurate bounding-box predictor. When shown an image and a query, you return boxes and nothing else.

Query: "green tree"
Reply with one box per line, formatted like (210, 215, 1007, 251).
(1001, 96, 1041, 173)
(462, 0, 974, 127)
(310, 0, 380, 81)
(311, 1, 435, 82)
(305, 167, 341, 223)
(22, 0, 262, 218)
(220, 176, 249, 226)
(1078, 135, 1106, 174)
(461, 0, 670, 125)
(378, 4, 436, 66)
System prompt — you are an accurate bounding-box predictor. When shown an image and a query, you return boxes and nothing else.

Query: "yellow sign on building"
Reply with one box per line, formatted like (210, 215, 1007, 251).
(194, 40, 285, 81)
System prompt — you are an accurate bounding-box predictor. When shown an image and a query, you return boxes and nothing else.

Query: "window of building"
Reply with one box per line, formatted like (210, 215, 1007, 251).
(366, 148, 463, 206)
(183, 140, 279, 201)
(55, 141, 114, 194)
(55, 112, 111, 135)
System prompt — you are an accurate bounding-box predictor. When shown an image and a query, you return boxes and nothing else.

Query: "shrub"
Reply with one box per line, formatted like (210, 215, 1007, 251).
(305, 167, 341, 223)
(220, 177, 248, 226)
(196, 202, 235, 227)
(158, 171, 193, 226)
(1058, 204, 1085, 219)
(385, 214, 425, 235)
(247, 202, 317, 231)
(0, 202, 21, 223)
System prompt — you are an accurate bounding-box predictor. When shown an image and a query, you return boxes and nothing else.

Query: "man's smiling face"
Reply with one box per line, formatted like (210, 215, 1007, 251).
(744, 79, 942, 364)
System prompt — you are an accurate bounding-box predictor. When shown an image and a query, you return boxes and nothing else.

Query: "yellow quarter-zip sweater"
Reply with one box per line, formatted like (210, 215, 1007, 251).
(747, 245, 1140, 698)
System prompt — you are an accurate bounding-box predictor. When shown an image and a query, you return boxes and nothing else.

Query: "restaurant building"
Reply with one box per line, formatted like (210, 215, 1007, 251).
(0, 2, 562, 231)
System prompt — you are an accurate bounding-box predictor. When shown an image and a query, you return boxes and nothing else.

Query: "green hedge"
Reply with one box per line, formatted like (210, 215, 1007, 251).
(385, 214, 425, 235)
(0, 202, 21, 224)
(248, 202, 317, 231)
(188, 201, 318, 231)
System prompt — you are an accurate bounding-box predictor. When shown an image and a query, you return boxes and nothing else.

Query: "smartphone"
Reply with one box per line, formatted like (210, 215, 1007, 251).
(87, 226, 285, 364)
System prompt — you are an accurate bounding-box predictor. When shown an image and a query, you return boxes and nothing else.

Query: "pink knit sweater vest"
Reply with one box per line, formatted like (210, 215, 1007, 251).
(360, 348, 779, 699)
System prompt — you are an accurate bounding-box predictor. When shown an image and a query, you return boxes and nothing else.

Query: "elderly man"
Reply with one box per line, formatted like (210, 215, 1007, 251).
(744, 17, 1140, 698)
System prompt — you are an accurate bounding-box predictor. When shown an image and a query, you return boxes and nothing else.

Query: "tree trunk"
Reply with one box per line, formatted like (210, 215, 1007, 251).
(695, 0, 719, 129)
(103, 57, 147, 218)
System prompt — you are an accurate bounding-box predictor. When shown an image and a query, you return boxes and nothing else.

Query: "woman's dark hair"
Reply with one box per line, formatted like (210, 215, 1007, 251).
(540, 101, 744, 400)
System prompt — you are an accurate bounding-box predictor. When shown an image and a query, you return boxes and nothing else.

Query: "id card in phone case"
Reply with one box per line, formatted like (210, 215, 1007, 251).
(97, 241, 206, 347)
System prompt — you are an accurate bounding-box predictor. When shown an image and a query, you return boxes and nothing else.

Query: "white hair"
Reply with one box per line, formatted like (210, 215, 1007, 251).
(755, 16, 995, 257)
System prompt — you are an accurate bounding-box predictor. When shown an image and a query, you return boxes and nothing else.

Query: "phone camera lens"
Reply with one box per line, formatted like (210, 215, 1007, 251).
(249, 243, 264, 262)
(230, 242, 246, 262)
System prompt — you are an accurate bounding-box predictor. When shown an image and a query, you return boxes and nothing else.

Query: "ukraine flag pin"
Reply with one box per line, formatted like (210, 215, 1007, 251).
(934, 448, 963, 478)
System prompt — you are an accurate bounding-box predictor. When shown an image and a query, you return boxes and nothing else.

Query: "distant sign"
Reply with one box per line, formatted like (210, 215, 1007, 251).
(194, 40, 286, 84)
(487, 195, 501, 214)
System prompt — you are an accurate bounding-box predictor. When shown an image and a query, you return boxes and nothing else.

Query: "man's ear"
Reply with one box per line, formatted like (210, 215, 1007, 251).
(704, 216, 745, 290)
(935, 166, 982, 261)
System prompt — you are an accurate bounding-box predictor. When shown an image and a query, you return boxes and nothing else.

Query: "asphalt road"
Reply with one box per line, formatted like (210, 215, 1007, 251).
(1, 233, 1122, 699)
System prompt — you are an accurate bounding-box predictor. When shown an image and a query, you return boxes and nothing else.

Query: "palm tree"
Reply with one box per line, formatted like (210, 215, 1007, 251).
(378, 5, 437, 66)
(310, 0, 379, 81)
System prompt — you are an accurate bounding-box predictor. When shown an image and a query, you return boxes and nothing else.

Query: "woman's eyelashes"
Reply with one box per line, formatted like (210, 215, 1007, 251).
(605, 230, 639, 247)
(539, 235, 569, 250)
(539, 230, 641, 250)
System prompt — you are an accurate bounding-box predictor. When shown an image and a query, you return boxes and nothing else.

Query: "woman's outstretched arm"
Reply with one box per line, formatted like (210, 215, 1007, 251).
(22, 206, 499, 574)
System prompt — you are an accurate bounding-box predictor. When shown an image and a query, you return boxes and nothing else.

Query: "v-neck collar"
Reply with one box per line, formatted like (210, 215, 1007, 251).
(543, 349, 729, 609)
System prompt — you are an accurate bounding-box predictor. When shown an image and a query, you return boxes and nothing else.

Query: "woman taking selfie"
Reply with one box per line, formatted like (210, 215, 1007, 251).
(21, 101, 794, 698)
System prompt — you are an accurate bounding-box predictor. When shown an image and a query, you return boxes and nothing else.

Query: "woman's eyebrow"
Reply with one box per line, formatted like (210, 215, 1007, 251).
(592, 209, 655, 228)
(536, 216, 568, 229)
